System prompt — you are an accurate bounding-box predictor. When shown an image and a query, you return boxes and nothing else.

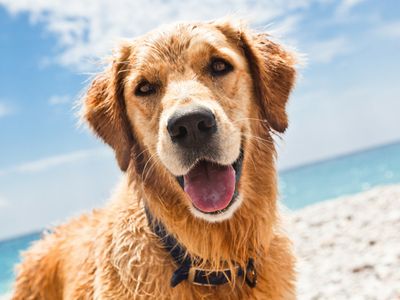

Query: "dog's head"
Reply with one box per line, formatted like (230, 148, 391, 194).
(83, 19, 296, 223)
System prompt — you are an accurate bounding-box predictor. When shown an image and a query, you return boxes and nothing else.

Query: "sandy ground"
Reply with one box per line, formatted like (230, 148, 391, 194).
(2, 185, 399, 299)
(288, 185, 400, 300)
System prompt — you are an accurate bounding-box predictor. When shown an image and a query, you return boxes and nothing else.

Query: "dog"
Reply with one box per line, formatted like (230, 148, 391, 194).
(12, 19, 297, 299)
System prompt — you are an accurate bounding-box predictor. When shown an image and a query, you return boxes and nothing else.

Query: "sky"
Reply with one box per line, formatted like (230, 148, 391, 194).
(0, 0, 399, 239)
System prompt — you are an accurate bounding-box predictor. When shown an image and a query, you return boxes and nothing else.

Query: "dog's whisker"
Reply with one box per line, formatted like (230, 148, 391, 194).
(143, 159, 159, 184)
(142, 153, 160, 183)
(232, 117, 269, 124)
(242, 132, 274, 144)
(137, 147, 163, 205)
(242, 133, 275, 152)
(153, 192, 169, 212)
(140, 148, 158, 180)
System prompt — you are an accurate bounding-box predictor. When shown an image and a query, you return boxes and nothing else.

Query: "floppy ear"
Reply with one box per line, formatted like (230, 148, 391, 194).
(82, 45, 135, 171)
(216, 21, 296, 133)
(241, 32, 296, 133)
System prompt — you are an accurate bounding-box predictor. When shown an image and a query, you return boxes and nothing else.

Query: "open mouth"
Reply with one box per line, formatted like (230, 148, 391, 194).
(177, 150, 243, 215)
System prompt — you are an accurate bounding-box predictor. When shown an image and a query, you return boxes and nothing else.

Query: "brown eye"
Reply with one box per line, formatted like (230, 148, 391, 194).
(210, 58, 233, 76)
(135, 80, 157, 96)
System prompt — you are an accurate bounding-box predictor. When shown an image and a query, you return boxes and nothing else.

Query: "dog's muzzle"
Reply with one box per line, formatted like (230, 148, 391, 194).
(165, 106, 242, 217)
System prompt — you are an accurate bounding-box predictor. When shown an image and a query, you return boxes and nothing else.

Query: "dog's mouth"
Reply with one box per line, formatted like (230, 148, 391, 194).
(176, 151, 243, 215)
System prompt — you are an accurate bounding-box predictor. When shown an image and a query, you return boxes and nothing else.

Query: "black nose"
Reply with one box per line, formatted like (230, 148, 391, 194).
(167, 108, 217, 147)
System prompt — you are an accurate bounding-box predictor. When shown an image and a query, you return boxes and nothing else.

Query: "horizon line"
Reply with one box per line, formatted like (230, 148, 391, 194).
(279, 138, 400, 173)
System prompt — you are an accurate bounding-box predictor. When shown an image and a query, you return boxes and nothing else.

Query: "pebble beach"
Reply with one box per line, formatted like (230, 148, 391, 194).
(289, 185, 400, 299)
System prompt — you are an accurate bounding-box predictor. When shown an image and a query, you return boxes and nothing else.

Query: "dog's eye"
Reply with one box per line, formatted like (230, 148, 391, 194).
(135, 81, 157, 96)
(210, 58, 233, 76)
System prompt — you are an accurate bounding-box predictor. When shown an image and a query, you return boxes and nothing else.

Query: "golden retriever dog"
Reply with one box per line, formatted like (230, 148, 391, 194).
(12, 19, 297, 299)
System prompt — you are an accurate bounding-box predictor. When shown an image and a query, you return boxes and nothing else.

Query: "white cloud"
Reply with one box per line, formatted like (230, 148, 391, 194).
(374, 21, 400, 39)
(0, 0, 373, 70)
(0, 102, 13, 118)
(0, 148, 111, 176)
(0, 0, 329, 70)
(336, 0, 366, 16)
(306, 36, 351, 64)
(49, 94, 70, 105)
(268, 14, 304, 38)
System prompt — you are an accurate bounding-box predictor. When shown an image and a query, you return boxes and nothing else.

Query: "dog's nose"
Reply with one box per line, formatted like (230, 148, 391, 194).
(167, 108, 217, 147)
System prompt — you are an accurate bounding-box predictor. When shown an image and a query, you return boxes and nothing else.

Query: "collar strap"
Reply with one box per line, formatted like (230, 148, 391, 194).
(145, 206, 257, 288)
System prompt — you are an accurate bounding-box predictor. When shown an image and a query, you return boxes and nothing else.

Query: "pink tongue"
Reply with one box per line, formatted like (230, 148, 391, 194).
(184, 161, 236, 213)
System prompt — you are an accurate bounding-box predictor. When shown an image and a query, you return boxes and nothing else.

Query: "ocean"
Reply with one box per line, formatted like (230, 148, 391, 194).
(0, 232, 41, 296)
(1, 141, 399, 295)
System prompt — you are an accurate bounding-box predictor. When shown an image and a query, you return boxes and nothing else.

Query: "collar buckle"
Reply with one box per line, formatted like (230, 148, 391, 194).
(245, 258, 257, 288)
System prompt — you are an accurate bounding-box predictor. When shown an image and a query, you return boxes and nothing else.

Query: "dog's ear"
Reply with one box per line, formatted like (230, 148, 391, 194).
(216, 21, 296, 133)
(241, 33, 296, 133)
(82, 45, 134, 171)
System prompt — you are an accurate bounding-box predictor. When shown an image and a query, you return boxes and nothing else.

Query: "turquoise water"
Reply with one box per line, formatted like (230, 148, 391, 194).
(0, 232, 41, 294)
(280, 141, 400, 209)
(1, 141, 399, 294)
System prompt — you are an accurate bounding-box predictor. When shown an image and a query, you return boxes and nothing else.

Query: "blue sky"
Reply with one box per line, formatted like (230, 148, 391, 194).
(0, 0, 399, 239)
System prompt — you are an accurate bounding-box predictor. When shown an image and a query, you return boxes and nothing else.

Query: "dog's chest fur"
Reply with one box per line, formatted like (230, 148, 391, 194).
(59, 182, 295, 300)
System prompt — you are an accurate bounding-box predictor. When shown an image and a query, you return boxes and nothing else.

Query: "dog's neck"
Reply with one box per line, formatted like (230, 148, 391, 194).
(133, 139, 278, 273)
(144, 205, 257, 287)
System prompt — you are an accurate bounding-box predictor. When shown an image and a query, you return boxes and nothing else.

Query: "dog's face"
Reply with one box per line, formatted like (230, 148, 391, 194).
(84, 20, 295, 223)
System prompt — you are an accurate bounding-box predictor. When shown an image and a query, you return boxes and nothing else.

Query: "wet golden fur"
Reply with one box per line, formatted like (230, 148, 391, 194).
(12, 19, 297, 299)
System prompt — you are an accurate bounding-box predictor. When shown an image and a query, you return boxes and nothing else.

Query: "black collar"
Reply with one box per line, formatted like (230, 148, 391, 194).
(145, 206, 257, 288)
